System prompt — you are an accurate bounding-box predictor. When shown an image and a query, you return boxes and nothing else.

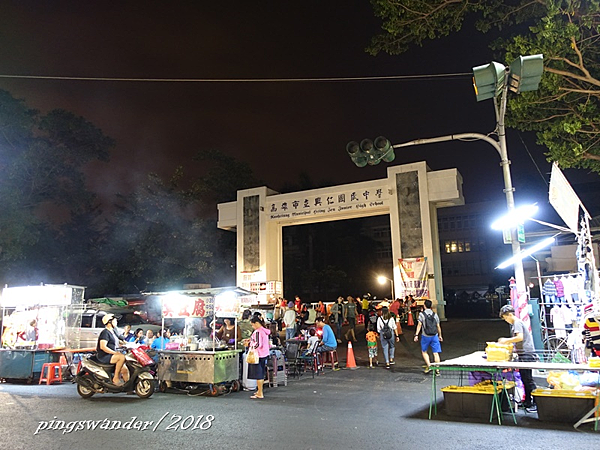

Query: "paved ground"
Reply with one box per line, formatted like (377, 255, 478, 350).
(1, 318, 598, 450)
(321, 317, 510, 371)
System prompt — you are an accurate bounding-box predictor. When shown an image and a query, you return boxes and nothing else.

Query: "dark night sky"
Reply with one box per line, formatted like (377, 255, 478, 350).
(0, 1, 595, 220)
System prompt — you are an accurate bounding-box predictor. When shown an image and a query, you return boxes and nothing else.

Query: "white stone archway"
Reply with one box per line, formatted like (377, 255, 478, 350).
(217, 161, 463, 318)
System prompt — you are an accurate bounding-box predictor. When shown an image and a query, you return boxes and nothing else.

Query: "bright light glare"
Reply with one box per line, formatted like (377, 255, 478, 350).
(377, 276, 388, 285)
(491, 204, 539, 230)
(496, 236, 556, 269)
(215, 290, 236, 306)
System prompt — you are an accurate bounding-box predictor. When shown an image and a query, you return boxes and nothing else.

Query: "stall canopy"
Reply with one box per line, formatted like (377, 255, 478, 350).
(143, 286, 256, 319)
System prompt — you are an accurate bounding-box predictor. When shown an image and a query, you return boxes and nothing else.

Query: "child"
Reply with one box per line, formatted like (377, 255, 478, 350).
(365, 324, 379, 368)
(304, 328, 320, 355)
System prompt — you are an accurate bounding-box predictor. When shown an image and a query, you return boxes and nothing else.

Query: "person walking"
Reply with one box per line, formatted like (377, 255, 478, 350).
(343, 296, 358, 342)
(377, 306, 399, 369)
(414, 299, 443, 374)
(330, 297, 345, 343)
(498, 304, 537, 411)
(365, 324, 379, 368)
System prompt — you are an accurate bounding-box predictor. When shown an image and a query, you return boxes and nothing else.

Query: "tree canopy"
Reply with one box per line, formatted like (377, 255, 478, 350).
(0, 89, 112, 278)
(369, 0, 600, 172)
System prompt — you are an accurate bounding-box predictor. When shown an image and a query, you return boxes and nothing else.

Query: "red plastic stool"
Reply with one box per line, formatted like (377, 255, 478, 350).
(322, 350, 340, 371)
(39, 363, 62, 385)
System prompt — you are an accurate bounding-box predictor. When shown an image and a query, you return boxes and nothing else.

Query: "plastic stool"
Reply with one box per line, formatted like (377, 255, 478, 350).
(39, 363, 62, 385)
(322, 350, 340, 371)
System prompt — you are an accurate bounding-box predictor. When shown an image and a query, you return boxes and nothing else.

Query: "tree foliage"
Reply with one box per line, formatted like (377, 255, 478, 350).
(369, 0, 600, 172)
(0, 89, 112, 281)
(97, 170, 214, 294)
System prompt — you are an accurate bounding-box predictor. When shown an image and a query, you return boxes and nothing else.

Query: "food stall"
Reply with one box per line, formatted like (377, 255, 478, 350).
(152, 287, 255, 396)
(0, 284, 84, 382)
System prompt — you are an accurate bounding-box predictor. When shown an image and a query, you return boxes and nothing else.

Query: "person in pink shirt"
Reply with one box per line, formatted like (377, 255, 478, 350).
(389, 298, 401, 316)
(244, 317, 271, 399)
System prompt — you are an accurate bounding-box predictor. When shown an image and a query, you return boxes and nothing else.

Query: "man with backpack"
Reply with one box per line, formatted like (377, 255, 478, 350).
(414, 299, 443, 374)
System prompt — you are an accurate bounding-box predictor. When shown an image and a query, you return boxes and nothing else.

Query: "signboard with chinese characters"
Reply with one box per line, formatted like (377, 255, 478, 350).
(398, 257, 429, 299)
(266, 182, 391, 222)
(161, 295, 215, 318)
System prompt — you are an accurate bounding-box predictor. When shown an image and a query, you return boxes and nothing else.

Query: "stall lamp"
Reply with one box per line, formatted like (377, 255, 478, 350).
(496, 235, 557, 269)
(491, 204, 539, 230)
(215, 291, 236, 306)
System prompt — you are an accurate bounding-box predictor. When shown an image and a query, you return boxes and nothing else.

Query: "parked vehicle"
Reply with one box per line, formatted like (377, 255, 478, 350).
(66, 307, 161, 349)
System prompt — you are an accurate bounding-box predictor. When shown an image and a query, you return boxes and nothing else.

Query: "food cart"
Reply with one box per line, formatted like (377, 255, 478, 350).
(151, 287, 255, 396)
(0, 284, 84, 382)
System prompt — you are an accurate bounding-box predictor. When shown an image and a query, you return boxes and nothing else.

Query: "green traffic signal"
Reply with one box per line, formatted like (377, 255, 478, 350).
(472, 61, 506, 102)
(509, 54, 544, 93)
(374, 136, 395, 163)
(346, 141, 368, 167)
(346, 136, 394, 166)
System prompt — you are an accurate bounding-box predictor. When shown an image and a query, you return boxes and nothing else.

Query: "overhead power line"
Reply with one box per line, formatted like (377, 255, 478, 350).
(0, 72, 471, 83)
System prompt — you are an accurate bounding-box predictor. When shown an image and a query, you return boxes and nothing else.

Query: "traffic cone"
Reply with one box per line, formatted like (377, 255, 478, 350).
(346, 341, 358, 370)
(407, 311, 414, 327)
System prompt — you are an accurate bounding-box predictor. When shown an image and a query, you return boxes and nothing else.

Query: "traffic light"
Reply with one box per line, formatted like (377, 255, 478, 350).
(346, 141, 367, 167)
(472, 61, 506, 102)
(374, 136, 395, 163)
(346, 136, 395, 167)
(508, 54, 544, 93)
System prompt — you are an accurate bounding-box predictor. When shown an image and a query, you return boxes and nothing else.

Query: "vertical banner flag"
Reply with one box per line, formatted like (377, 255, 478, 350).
(398, 257, 429, 298)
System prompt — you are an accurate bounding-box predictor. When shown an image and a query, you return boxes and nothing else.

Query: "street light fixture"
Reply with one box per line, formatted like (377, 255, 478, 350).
(377, 275, 394, 299)
(346, 54, 544, 297)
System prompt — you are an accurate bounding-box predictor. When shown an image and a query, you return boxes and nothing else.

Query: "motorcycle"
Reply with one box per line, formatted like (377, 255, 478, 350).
(75, 347, 155, 399)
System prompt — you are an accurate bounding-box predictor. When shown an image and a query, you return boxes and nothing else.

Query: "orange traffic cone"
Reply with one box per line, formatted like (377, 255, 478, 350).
(346, 341, 358, 370)
(407, 311, 415, 327)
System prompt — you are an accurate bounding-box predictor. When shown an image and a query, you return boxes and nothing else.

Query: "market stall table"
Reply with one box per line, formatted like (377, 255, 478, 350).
(149, 286, 256, 396)
(157, 348, 242, 395)
(430, 351, 600, 429)
(0, 284, 85, 382)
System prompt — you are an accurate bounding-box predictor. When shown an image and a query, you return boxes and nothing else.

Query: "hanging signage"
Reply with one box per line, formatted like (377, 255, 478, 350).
(398, 257, 429, 299)
(549, 163, 584, 233)
(161, 295, 214, 318)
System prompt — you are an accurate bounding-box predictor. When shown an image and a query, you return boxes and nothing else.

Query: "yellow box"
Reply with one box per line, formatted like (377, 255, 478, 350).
(588, 357, 600, 368)
(485, 342, 513, 362)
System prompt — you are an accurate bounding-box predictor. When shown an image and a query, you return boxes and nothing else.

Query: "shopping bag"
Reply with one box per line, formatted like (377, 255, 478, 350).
(131, 347, 154, 366)
(247, 348, 259, 364)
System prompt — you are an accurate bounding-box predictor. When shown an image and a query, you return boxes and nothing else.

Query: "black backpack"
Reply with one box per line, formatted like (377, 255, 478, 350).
(422, 311, 438, 335)
(379, 317, 393, 340)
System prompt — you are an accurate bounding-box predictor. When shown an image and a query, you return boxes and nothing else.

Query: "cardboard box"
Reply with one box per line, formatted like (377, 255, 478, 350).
(532, 389, 596, 423)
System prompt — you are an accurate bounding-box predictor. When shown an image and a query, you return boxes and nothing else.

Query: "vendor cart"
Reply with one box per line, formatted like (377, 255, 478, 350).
(148, 286, 255, 396)
(0, 284, 84, 382)
(158, 348, 241, 396)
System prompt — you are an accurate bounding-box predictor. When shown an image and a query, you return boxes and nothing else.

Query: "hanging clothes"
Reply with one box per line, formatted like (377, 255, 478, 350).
(542, 279, 557, 305)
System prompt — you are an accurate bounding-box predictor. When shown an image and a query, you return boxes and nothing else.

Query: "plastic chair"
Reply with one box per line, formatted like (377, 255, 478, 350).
(39, 363, 63, 385)
(322, 350, 340, 371)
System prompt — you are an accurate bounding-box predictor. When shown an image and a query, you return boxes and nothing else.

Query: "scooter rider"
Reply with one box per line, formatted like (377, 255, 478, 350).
(97, 313, 128, 385)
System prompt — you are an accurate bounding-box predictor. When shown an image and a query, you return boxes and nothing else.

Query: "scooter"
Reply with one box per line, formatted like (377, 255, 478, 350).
(75, 348, 155, 399)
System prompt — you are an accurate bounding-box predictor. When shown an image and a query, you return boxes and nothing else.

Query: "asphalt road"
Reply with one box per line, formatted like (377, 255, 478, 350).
(1, 319, 598, 450)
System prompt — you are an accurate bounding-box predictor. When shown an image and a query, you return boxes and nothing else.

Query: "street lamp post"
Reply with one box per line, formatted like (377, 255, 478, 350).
(377, 275, 394, 299)
(347, 54, 544, 297)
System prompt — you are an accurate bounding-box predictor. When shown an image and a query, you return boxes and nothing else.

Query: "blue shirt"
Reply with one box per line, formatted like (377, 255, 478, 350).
(320, 324, 337, 348)
(151, 336, 170, 350)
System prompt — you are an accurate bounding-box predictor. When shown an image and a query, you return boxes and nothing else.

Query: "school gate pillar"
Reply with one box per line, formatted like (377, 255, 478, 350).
(217, 161, 463, 318)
